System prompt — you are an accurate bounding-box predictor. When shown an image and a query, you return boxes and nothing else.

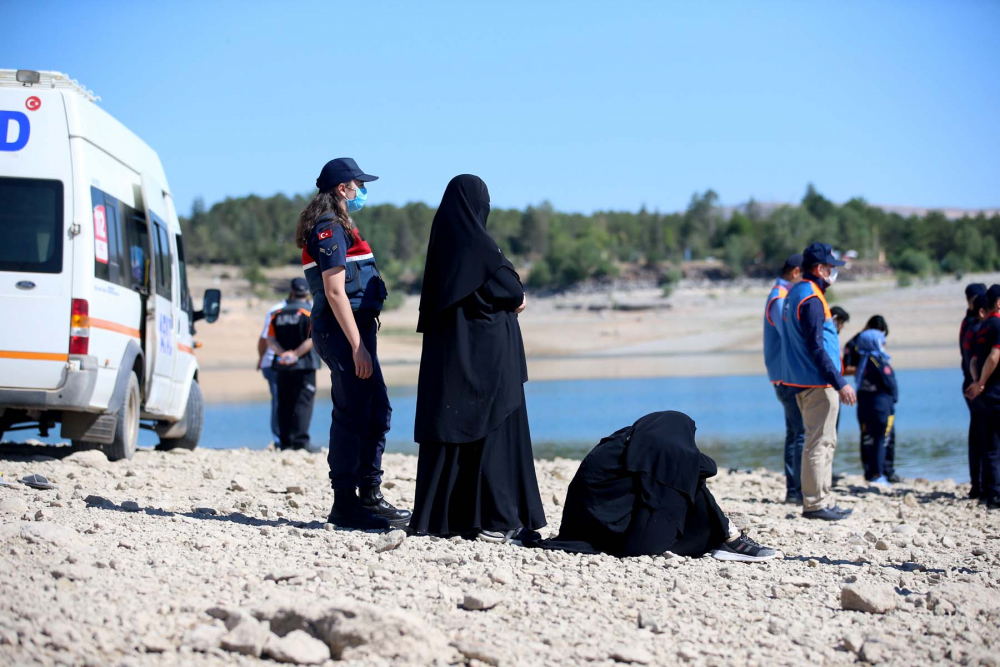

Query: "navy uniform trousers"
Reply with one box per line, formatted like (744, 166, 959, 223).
(312, 310, 391, 491)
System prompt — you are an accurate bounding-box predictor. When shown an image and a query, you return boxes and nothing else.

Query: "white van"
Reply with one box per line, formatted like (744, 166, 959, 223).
(0, 69, 220, 460)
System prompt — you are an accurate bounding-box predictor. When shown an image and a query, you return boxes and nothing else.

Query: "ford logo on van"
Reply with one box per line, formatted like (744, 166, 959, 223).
(15, 281, 36, 290)
(0, 111, 30, 152)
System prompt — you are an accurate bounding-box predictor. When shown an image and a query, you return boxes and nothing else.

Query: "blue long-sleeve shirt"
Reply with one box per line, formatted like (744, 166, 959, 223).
(798, 273, 847, 390)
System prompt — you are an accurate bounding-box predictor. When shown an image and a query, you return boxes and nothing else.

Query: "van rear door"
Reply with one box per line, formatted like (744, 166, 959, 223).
(0, 89, 73, 390)
(139, 175, 177, 413)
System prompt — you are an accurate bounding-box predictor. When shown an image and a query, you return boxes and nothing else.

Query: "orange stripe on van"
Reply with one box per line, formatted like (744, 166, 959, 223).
(90, 318, 141, 339)
(0, 350, 69, 362)
(178, 344, 195, 355)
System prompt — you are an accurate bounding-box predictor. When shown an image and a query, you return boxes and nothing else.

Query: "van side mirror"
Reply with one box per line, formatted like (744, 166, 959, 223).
(202, 289, 221, 323)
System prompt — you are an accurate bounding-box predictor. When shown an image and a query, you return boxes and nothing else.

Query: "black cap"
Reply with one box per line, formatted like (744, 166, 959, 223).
(802, 242, 846, 269)
(830, 306, 850, 322)
(781, 253, 803, 275)
(987, 284, 1000, 308)
(290, 277, 309, 297)
(965, 283, 987, 299)
(316, 157, 378, 192)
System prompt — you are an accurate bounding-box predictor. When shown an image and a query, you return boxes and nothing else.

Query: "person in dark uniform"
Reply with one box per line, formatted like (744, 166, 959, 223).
(854, 325, 898, 485)
(522, 411, 778, 562)
(409, 175, 546, 542)
(961, 283, 988, 499)
(966, 285, 1000, 510)
(266, 278, 320, 451)
(296, 157, 410, 530)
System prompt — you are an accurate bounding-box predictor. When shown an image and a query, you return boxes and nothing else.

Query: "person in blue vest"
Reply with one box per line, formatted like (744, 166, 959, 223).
(763, 253, 805, 504)
(961, 283, 987, 500)
(781, 242, 857, 521)
(966, 284, 1000, 510)
(295, 157, 411, 530)
(854, 321, 898, 486)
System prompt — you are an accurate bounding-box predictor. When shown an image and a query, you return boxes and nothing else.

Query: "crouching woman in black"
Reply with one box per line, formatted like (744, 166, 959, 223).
(409, 174, 546, 542)
(523, 411, 778, 561)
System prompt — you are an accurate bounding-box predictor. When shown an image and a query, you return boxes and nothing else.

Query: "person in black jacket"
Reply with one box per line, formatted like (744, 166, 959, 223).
(961, 284, 987, 499)
(854, 322, 898, 485)
(266, 279, 321, 451)
(523, 411, 778, 562)
(410, 175, 546, 542)
(966, 285, 1000, 510)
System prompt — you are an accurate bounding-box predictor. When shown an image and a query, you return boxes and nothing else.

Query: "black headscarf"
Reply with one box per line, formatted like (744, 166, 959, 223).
(417, 175, 506, 333)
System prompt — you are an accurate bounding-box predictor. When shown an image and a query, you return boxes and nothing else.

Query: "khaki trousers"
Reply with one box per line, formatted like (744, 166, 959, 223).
(796, 387, 840, 512)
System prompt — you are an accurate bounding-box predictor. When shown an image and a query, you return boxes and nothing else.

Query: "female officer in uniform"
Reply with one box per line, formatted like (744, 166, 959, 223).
(296, 158, 410, 530)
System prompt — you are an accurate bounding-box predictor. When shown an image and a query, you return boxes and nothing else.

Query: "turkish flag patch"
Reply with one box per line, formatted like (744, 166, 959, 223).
(318, 230, 333, 240)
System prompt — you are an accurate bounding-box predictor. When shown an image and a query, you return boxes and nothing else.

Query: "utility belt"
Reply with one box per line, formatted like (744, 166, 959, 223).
(344, 254, 388, 311)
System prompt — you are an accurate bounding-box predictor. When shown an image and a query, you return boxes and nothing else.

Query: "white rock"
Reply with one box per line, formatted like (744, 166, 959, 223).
(892, 524, 916, 536)
(610, 646, 654, 664)
(219, 616, 270, 657)
(64, 449, 109, 468)
(374, 529, 406, 553)
(263, 630, 331, 665)
(231, 478, 249, 492)
(20, 523, 79, 548)
(184, 624, 225, 652)
(462, 590, 501, 611)
(451, 639, 502, 666)
(0, 497, 28, 514)
(841, 582, 897, 614)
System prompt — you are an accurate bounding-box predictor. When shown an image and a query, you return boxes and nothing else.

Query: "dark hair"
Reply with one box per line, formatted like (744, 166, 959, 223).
(830, 306, 849, 322)
(295, 188, 356, 249)
(865, 315, 889, 336)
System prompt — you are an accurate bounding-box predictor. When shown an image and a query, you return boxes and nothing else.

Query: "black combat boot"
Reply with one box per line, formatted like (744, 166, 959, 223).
(327, 488, 390, 530)
(359, 485, 411, 528)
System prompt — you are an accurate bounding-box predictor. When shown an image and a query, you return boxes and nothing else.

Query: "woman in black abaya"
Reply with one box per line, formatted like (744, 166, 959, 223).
(409, 175, 546, 541)
(524, 411, 778, 561)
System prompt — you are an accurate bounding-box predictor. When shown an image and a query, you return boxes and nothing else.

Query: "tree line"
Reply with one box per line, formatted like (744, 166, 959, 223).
(180, 184, 1000, 300)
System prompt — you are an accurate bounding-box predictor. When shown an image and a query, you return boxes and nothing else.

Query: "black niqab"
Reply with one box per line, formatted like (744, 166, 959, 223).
(417, 175, 506, 333)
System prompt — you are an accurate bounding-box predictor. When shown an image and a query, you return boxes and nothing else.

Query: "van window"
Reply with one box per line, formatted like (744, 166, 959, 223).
(175, 234, 191, 313)
(128, 212, 149, 292)
(0, 177, 63, 274)
(152, 221, 172, 300)
(92, 187, 128, 286)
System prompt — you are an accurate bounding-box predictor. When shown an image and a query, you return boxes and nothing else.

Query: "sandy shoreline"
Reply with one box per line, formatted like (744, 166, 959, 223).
(0, 447, 998, 666)
(190, 270, 995, 403)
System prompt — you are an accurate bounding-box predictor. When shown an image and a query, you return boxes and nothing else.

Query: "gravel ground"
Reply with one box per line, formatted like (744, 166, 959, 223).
(0, 446, 998, 666)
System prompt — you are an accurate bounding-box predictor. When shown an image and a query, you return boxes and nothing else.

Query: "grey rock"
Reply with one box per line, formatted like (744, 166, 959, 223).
(265, 570, 312, 583)
(220, 616, 270, 657)
(374, 529, 406, 553)
(85, 494, 113, 508)
(462, 590, 501, 611)
(51, 565, 95, 581)
(875, 539, 890, 551)
(0, 497, 28, 514)
(120, 500, 141, 512)
(263, 629, 331, 665)
(286, 485, 304, 495)
(193, 506, 218, 515)
(841, 582, 897, 614)
(33, 508, 52, 521)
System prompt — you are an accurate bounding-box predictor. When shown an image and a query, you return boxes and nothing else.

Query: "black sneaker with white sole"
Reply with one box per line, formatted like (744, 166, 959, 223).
(710, 532, 778, 562)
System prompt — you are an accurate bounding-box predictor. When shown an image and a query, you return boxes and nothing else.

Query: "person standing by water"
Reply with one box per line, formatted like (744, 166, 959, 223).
(266, 279, 320, 451)
(763, 253, 805, 504)
(961, 283, 988, 500)
(257, 294, 289, 446)
(966, 285, 1000, 510)
(854, 321, 898, 486)
(297, 158, 410, 530)
(409, 175, 546, 542)
(781, 242, 856, 521)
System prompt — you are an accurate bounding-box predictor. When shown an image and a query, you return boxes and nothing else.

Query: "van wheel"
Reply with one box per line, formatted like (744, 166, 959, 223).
(74, 372, 139, 461)
(156, 380, 203, 451)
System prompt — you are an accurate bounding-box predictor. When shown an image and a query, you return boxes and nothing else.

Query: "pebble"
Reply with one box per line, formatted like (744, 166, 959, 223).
(841, 582, 898, 614)
(120, 500, 141, 512)
(263, 629, 331, 665)
(462, 590, 501, 611)
(609, 646, 654, 664)
(374, 529, 407, 553)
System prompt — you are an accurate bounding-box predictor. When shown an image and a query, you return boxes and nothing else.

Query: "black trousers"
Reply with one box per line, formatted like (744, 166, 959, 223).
(275, 369, 316, 450)
(313, 312, 391, 490)
(967, 397, 984, 496)
(974, 395, 1000, 499)
(858, 409, 895, 481)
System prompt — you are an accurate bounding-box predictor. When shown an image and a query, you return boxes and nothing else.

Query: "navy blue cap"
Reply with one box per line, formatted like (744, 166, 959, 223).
(987, 284, 1000, 307)
(802, 242, 846, 268)
(965, 283, 987, 299)
(290, 277, 309, 296)
(316, 158, 378, 192)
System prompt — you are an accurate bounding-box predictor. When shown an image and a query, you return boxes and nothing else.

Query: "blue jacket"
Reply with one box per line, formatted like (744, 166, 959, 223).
(763, 278, 791, 384)
(781, 275, 846, 389)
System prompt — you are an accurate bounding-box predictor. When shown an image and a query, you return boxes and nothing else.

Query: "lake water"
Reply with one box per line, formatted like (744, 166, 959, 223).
(140, 368, 968, 482)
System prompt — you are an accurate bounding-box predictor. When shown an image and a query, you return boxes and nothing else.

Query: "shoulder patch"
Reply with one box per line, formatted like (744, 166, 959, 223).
(884, 366, 892, 375)
(318, 229, 333, 240)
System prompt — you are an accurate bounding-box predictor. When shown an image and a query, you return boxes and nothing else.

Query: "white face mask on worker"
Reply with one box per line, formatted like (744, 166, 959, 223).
(827, 266, 838, 284)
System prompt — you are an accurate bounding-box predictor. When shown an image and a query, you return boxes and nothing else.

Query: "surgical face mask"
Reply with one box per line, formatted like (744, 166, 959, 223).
(346, 184, 368, 213)
(828, 266, 838, 284)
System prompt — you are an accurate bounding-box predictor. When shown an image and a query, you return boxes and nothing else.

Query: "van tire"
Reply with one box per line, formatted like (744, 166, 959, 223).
(74, 372, 139, 461)
(156, 380, 203, 451)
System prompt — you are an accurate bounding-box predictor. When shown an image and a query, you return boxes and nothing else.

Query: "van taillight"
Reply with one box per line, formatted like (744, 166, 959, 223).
(69, 299, 90, 355)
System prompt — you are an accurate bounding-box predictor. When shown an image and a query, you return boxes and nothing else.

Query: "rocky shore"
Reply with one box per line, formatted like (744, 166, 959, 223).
(0, 446, 998, 666)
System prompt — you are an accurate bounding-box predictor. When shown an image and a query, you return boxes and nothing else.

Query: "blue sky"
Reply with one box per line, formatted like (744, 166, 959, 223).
(5, 1, 999, 216)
